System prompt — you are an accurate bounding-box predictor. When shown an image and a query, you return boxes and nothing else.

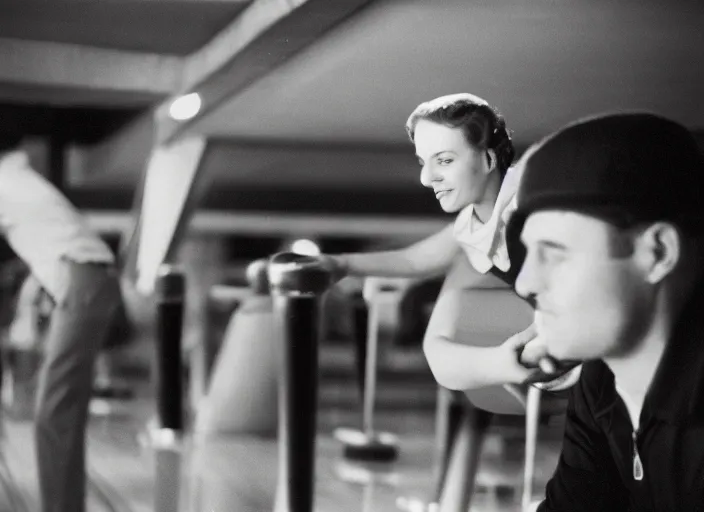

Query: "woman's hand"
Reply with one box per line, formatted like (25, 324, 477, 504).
(498, 323, 546, 384)
(318, 254, 348, 284)
(504, 324, 582, 386)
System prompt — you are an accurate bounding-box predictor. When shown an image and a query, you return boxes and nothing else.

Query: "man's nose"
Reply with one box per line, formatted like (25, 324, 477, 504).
(514, 255, 540, 301)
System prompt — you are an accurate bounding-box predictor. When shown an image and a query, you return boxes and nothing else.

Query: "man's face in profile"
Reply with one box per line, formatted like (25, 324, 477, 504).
(515, 210, 654, 361)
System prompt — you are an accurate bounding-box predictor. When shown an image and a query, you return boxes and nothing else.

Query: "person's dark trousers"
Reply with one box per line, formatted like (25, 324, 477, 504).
(34, 259, 121, 512)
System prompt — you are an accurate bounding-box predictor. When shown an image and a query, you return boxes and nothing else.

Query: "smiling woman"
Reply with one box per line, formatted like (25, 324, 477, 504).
(408, 93, 513, 218)
(316, 93, 558, 392)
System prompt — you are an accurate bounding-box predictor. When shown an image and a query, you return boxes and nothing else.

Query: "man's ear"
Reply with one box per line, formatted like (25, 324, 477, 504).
(636, 223, 681, 284)
(485, 148, 497, 174)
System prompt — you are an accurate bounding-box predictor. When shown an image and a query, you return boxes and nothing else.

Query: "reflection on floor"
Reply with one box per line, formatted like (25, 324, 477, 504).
(0, 401, 564, 511)
(0, 344, 565, 511)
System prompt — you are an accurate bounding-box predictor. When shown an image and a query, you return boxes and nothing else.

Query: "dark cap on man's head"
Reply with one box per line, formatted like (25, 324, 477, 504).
(507, 112, 704, 246)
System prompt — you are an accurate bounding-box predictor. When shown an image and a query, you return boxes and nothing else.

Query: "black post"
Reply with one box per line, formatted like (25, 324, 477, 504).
(268, 252, 332, 512)
(155, 266, 184, 431)
(153, 265, 186, 512)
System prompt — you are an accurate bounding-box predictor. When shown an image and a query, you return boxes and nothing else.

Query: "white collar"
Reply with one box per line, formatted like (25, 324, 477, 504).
(453, 163, 524, 273)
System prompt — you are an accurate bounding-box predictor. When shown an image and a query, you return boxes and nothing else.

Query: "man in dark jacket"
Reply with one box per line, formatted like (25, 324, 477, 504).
(507, 112, 704, 511)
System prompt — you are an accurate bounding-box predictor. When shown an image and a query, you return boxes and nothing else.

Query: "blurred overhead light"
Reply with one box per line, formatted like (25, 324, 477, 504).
(169, 93, 201, 121)
(290, 239, 321, 256)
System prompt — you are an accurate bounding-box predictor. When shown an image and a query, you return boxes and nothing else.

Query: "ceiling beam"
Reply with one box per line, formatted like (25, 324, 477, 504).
(79, 0, 377, 182)
(134, 136, 208, 294)
(70, 0, 250, 3)
(156, 0, 378, 144)
(177, 0, 309, 91)
(71, 114, 156, 187)
(0, 38, 181, 103)
(78, 0, 315, 182)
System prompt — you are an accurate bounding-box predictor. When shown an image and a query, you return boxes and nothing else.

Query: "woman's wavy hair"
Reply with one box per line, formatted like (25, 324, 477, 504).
(405, 93, 515, 178)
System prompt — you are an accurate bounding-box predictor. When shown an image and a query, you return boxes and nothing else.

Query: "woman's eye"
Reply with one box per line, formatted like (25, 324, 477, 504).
(438, 158, 453, 165)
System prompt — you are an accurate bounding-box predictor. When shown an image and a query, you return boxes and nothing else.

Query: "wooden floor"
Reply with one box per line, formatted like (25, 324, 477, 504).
(0, 344, 565, 511)
(0, 395, 564, 512)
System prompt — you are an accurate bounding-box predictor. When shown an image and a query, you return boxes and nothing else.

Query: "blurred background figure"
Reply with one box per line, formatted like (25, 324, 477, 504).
(0, 133, 124, 512)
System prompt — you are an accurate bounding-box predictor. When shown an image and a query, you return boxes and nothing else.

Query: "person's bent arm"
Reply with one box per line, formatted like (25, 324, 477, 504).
(422, 286, 534, 389)
(331, 223, 460, 279)
(425, 338, 524, 390)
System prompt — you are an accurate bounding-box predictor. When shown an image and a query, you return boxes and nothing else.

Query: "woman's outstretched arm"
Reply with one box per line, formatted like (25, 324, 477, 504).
(327, 222, 460, 279)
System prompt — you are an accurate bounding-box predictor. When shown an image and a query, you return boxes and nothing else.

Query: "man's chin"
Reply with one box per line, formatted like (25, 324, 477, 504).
(543, 338, 577, 362)
(547, 345, 589, 363)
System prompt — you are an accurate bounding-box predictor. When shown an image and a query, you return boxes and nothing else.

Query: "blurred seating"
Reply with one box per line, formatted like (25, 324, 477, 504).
(428, 255, 567, 512)
(193, 259, 278, 438)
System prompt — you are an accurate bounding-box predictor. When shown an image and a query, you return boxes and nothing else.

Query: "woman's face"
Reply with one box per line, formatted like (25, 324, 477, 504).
(414, 119, 494, 213)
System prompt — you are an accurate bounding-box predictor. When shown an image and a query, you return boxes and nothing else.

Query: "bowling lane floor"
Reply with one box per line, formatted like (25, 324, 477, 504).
(0, 343, 565, 511)
(0, 396, 563, 511)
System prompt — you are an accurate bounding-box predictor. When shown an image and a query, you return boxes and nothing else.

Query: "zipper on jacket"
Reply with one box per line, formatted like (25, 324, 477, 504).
(632, 431, 644, 481)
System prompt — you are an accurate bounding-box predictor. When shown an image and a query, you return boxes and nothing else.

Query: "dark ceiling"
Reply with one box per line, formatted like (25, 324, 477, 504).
(0, 1, 253, 146)
(3, 0, 703, 223)
(0, 102, 143, 144)
(0, 82, 162, 109)
(0, 0, 249, 55)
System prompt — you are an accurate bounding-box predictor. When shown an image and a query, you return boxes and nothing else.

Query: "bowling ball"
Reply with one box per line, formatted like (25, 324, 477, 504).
(268, 252, 333, 295)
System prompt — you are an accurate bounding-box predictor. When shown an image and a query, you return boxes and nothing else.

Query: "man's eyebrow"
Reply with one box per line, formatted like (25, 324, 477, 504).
(520, 236, 569, 251)
(537, 240, 569, 250)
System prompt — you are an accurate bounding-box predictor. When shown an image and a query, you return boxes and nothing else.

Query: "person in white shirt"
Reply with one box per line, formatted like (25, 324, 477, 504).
(321, 93, 581, 391)
(0, 136, 122, 512)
